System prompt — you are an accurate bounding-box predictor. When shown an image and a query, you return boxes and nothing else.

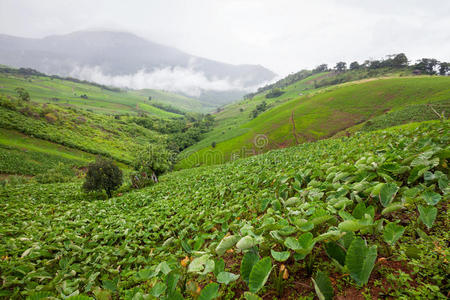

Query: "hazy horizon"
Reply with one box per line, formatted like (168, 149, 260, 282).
(1, 0, 449, 77)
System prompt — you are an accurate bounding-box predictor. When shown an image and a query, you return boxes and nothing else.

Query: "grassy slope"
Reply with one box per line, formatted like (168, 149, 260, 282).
(0, 72, 199, 115)
(0, 128, 98, 175)
(1, 120, 448, 299)
(135, 89, 216, 113)
(178, 76, 450, 168)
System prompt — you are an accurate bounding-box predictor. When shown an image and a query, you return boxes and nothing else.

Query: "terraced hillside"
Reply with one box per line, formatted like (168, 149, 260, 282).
(178, 76, 450, 168)
(0, 67, 205, 115)
(1, 121, 448, 299)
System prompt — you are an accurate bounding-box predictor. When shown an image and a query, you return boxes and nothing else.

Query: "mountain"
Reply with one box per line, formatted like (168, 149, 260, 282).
(0, 31, 276, 104)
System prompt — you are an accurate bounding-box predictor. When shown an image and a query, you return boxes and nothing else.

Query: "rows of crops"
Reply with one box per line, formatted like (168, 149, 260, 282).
(0, 121, 448, 299)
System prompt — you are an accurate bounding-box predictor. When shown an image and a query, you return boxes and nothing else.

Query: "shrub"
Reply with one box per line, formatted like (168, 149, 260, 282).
(82, 157, 123, 198)
(132, 144, 172, 187)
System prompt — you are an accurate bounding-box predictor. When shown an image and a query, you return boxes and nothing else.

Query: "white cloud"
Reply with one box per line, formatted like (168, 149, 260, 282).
(69, 66, 259, 97)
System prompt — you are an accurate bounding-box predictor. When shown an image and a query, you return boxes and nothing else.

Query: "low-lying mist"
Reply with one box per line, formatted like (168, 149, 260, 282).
(69, 65, 257, 97)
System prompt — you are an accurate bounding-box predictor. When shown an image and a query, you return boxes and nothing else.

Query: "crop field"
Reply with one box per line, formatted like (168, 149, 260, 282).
(1, 120, 448, 299)
(0, 100, 164, 164)
(0, 72, 202, 115)
(0, 128, 96, 175)
(178, 76, 450, 168)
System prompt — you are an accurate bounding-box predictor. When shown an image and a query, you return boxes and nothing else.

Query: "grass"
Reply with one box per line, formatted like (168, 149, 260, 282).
(0, 71, 203, 115)
(178, 76, 450, 168)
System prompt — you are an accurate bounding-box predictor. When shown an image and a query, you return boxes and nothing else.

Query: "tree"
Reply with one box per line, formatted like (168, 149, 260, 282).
(414, 58, 439, 75)
(148, 96, 152, 101)
(15, 87, 30, 102)
(439, 62, 449, 75)
(392, 53, 408, 68)
(334, 62, 347, 72)
(313, 64, 328, 73)
(133, 144, 173, 185)
(83, 157, 123, 198)
(211, 141, 216, 148)
(349, 61, 360, 70)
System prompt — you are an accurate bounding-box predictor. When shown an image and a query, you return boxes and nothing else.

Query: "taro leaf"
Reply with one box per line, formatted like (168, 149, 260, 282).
(408, 165, 429, 184)
(285, 197, 300, 206)
(188, 255, 210, 273)
(241, 251, 259, 284)
(345, 237, 377, 286)
(213, 258, 225, 277)
(422, 191, 441, 206)
(181, 239, 192, 254)
(270, 249, 290, 262)
(272, 199, 282, 211)
(325, 242, 346, 267)
(236, 235, 255, 250)
(338, 220, 363, 232)
(383, 222, 405, 246)
(66, 296, 93, 300)
(379, 183, 399, 207)
(249, 257, 272, 293)
(244, 292, 263, 300)
(26, 292, 54, 300)
(418, 205, 437, 229)
(340, 231, 355, 250)
(166, 272, 181, 295)
(259, 198, 271, 212)
(312, 271, 334, 300)
(284, 237, 301, 250)
(216, 235, 239, 256)
(155, 261, 172, 275)
(198, 282, 219, 300)
(135, 268, 153, 280)
(102, 277, 118, 292)
(150, 282, 167, 298)
(217, 271, 240, 285)
(381, 202, 404, 215)
(298, 232, 314, 250)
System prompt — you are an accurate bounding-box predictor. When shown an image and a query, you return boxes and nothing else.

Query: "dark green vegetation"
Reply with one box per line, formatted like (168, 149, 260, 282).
(0, 66, 208, 115)
(1, 121, 448, 299)
(179, 76, 450, 168)
(83, 157, 123, 198)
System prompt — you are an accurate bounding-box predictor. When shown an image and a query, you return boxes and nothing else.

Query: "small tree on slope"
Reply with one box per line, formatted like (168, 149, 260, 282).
(83, 157, 123, 198)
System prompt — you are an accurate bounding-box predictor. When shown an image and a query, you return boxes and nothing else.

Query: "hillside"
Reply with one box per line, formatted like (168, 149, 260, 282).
(1, 121, 448, 299)
(0, 67, 209, 115)
(178, 76, 450, 168)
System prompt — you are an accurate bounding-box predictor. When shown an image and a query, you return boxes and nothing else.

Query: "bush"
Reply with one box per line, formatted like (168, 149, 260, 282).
(132, 144, 172, 187)
(82, 157, 123, 198)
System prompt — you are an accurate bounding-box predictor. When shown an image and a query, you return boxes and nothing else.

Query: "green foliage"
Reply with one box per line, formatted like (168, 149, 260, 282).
(0, 121, 448, 298)
(418, 205, 437, 229)
(15, 87, 30, 102)
(248, 257, 272, 293)
(34, 162, 75, 184)
(198, 283, 219, 300)
(312, 271, 334, 300)
(82, 157, 123, 197)
(383, 222, 405, 246)
(345, 237, 377, 286)
(132, 144, 173, 186)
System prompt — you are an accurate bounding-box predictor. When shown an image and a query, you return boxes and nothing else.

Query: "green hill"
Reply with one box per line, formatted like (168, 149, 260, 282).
(0, 67, 205, 115)
(1, 120, 448, 299)
(178, 76, 450, 168)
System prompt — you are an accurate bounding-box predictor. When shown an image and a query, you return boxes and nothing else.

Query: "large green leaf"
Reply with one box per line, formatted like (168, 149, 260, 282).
(236, 235, 255, 250)
(150, 282, 167, 297)
(418, 205, 437, 229)
(345, 237, 377, 286)
(26, 292, 54, 300)
(312, 271, 334, 300)
(241, 251, 259, 284)
(383, 222, 405, 246)
(215, 235, 239, 256)
(270, 249, 290, 262)
(284, 237, 301, 250)
(378, 182, 399, 207)
(325, 242, 346, 267)
(217, 271, 240, 285)
(198, 283, 219, 300)
(249, 257, 272, 293)
(422, 190, 441, 206)
(213, 258, 225, 277)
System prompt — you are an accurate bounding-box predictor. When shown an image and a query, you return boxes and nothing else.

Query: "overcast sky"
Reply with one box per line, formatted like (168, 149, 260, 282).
(1, 0, 449, 76)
